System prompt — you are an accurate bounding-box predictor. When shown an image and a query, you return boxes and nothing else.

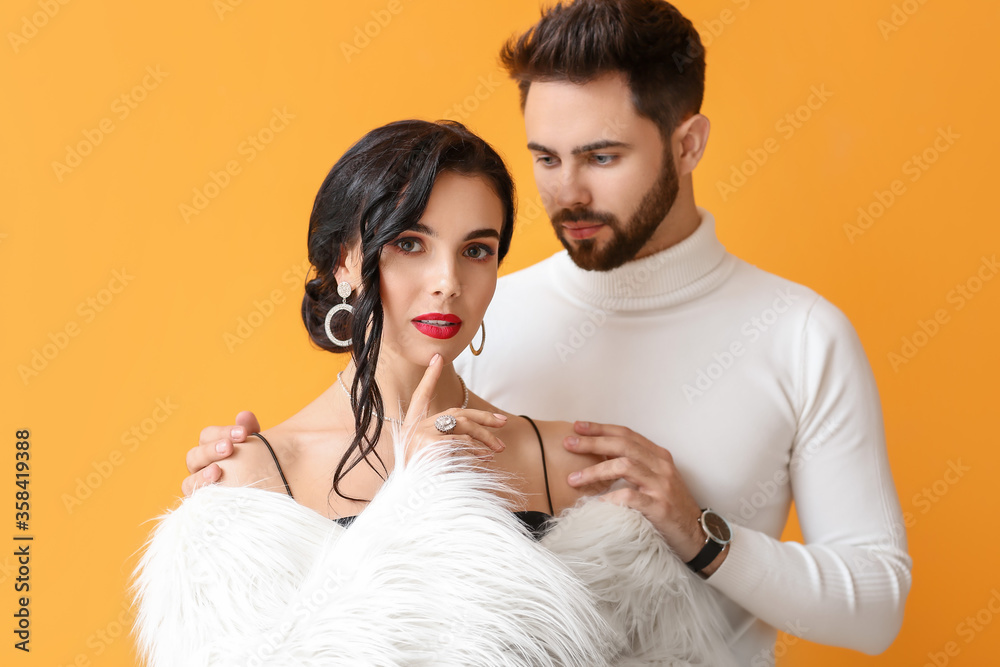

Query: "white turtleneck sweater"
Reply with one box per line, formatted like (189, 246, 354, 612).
(455, 208, 912, 665)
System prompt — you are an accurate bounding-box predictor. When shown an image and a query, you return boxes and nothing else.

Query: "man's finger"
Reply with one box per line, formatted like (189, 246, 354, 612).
(181, 463, 222, 497)
(567, 456, 653, 489)
(235, 411, 261, 436)
(565, 434, 653, 464)
(185, 439, 234, 475)
(196, 413, 261, 449)
(573, 420, 633, 438)
(597, 485, 651, 512)
(198, 425, 233, 447)
(403, 354, 444, 429)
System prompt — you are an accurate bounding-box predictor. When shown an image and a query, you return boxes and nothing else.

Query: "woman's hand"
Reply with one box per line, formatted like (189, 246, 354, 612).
(401, 354, 507, 464)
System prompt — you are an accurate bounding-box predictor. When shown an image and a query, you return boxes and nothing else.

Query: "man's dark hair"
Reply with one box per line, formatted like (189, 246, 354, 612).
(499, 0, 706, 138)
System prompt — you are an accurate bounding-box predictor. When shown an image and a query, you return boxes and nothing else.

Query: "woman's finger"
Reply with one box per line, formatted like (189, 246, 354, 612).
(420, 410, 506, 452)
(403, 354, 444, 429)
(446, 417, 505, 453)
(445, 409, 508, 429)
(404, 428, 492, 464)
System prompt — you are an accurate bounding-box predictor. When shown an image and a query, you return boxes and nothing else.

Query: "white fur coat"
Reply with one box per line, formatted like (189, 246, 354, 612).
(132, 437, 736, 666)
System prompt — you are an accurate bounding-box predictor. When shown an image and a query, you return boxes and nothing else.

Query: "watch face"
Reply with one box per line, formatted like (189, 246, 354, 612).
(703, 511, 732, 543)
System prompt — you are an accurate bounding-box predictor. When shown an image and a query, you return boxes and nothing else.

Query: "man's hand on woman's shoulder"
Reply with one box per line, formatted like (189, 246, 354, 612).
(534, 420, 612, 512)
(181, 411, 260, 496)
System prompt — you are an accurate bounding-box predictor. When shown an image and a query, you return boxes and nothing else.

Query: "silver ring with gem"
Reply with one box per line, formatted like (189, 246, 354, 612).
(434, 414, 458, 434)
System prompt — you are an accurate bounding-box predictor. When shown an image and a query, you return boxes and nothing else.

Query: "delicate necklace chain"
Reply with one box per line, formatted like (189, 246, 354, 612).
(336, 371, 469, 424)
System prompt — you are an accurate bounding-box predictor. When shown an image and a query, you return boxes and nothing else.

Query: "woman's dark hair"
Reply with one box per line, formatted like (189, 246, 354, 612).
(499, 0, 705, 139)
(301, 119, 516, 502)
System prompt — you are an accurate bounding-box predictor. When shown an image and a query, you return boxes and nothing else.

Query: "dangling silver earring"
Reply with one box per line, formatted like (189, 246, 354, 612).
(469, 321, 486, 356)
(324, 281, 354, 347)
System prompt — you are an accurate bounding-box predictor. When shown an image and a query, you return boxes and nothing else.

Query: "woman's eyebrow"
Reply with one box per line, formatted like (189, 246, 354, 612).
(465, 228, 500, 241)
(407, 223, 500, 242)
(410, 222, 436, 236)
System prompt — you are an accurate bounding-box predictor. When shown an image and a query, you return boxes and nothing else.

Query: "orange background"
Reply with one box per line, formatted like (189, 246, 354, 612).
(3, 1, 998, 664)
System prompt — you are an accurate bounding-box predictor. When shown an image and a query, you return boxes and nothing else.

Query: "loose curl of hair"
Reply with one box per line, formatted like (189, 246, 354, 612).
(301, 119, 516, 502)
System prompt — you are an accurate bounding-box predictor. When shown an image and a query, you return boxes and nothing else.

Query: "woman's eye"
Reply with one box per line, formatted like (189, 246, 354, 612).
(394, 238, 423, 253)
(465, 244, 495, 261)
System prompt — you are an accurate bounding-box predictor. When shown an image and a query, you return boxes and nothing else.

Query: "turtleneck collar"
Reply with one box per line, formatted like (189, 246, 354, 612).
(549, 207, 735, 312)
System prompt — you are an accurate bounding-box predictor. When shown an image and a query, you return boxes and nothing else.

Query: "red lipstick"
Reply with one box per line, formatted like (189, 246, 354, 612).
(412, 313, 463, 340)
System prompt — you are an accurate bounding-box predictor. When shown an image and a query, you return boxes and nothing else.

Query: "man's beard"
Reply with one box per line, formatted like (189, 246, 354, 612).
(551, 155, 679, 272)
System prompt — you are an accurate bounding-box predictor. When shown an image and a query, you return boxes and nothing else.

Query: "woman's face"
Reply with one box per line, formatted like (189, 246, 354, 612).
(377, 171, 505, 366)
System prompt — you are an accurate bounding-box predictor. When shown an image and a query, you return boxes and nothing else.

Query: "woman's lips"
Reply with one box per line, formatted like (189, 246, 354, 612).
(561, 222, 604, 240)
(412, 313, 462, 340)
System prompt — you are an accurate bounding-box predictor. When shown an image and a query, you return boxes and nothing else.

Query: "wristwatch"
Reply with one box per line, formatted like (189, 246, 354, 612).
(685, 508, 732, 575)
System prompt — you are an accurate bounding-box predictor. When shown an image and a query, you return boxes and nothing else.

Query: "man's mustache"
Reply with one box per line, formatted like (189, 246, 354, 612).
(551, 208, 617, 226)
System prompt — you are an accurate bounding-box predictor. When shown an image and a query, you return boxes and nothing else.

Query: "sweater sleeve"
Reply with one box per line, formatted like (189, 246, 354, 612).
(706, 296, 912, 655)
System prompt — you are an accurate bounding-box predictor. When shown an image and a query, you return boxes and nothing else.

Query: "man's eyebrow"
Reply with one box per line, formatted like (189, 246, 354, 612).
(526, 140, 632, 155)
(572, 140, 631, 155)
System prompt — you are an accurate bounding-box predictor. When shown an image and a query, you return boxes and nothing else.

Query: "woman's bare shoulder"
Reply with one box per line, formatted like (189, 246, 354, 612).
(467, 393, 604, 479)
(522, 418, 611, 510)
(531, 419, 604, 471)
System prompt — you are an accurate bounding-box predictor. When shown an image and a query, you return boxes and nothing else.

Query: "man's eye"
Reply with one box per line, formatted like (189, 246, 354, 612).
(592, 154, 616, 165)
(535, 155, 557, 166)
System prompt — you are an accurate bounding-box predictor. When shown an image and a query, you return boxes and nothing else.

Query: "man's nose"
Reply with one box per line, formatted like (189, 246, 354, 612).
(553, 166, 591, 209)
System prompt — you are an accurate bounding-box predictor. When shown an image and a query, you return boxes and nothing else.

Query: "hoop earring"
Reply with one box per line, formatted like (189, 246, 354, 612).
(469, 321, 486, 356)
(324, 281, 354, 347)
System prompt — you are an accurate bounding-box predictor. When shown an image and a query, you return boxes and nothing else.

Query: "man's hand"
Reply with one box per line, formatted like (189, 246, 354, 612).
(564, 421, 711, 564)
(181, 411, 261, 496)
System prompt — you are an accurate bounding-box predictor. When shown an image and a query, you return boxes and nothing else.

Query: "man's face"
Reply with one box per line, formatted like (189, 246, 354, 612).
(524, 72, 678, 272)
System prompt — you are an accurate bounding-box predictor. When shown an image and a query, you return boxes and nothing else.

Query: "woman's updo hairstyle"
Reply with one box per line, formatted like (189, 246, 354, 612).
(301, 119, 516, 501)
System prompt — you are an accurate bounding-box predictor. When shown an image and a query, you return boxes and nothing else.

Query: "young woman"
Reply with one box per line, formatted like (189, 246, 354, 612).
(132, 120, 733, 666)
(205, 119, 608, 533)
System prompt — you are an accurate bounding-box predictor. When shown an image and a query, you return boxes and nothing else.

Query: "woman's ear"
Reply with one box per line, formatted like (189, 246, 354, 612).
(333, 242, 363, 289)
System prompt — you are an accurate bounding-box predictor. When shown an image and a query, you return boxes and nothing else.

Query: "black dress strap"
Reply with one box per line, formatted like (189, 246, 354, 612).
(519, 416, 554, 515)
(248, 432, 294, 499)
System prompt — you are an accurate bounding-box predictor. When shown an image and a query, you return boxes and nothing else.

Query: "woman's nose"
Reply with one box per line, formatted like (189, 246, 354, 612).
(431, 257, 461, 298)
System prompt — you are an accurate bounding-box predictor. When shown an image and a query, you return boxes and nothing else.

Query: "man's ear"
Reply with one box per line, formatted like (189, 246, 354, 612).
(673, 113, 711, 177)
(333, 242, 363, 289)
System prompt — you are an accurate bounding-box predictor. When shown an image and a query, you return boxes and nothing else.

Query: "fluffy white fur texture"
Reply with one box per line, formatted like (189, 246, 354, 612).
(132, 434, 734, 666)
(540, 499, 736, 667)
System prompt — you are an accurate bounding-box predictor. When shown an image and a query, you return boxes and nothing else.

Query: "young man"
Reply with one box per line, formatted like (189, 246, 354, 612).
(185, 1, 911, 662)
